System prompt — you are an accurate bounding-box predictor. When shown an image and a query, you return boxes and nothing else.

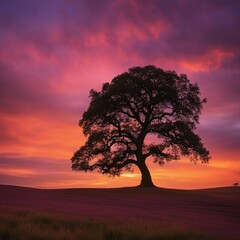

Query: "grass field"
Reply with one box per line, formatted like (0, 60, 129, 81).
(0, 185, 239, 240)
(0, 211, 221, 240)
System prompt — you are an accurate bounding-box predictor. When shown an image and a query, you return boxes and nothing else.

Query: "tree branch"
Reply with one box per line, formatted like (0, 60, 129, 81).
(126, 100, 143, 125)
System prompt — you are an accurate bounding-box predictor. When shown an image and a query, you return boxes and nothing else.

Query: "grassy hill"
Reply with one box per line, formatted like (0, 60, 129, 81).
(0, 185, 239, 240)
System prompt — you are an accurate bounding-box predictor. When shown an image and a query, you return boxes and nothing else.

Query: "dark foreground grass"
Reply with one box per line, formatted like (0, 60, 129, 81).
(0, 210, 221, 240)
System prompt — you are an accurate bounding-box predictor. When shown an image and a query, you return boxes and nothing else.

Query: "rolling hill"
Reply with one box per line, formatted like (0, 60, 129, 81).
(0, 185, 239, 239)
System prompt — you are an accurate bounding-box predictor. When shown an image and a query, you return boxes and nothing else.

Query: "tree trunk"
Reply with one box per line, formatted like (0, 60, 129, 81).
(138, 161, 155, 187)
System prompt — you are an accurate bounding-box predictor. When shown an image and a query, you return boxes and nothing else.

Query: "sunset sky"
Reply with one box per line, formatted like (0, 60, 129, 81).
(0, 0, 239, 189)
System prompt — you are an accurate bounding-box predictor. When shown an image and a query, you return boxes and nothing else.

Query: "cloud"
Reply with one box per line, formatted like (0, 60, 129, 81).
(0, 62, 55, 115)
(0, 154, 139, 188)
(1, 0, 239, 74)
(54, 0, 240, 72)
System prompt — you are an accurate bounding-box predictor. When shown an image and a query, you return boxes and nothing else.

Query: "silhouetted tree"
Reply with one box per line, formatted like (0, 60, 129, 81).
(233, 182, 239, 187)
(71, 65, 210, 187)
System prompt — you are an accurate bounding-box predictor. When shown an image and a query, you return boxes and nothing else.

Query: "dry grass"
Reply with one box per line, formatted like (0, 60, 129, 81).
(0, 210, 220, 240)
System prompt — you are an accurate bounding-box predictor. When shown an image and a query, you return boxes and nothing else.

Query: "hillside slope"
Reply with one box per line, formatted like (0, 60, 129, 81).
(0, 185, 239, 239)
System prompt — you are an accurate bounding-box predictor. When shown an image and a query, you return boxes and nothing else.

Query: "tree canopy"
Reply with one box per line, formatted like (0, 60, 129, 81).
(71, 65, 210, 187)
